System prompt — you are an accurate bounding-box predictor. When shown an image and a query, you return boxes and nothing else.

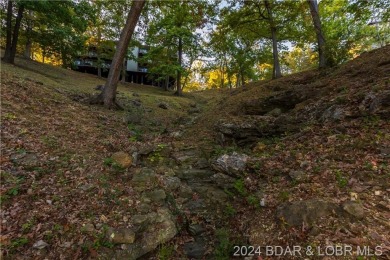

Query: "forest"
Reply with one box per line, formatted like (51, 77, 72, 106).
(1, 0, 390, 259)
(2, 0, 389, 95)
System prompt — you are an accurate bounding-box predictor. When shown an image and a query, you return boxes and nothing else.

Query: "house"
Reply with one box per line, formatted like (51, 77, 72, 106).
(73, 44, 175, 88)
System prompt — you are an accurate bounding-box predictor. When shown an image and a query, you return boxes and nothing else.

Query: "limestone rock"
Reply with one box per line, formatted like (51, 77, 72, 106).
(82, 223, 95, 233)
(131, 168, 158, 192)
(117, 207, 177, 259)
(33, 240, 49, 250)
(161, 176, 181, 191)
(183, 238, 206, 259)
(111, 152, 132, 168)
(210, 172, 236, 189)
(143, 189, 166, 203)
(106, 227, 136, 244)
(289, 170, 308, 182)
(212, 152, 249, 177)
(158, 102, 168, 109)
(321, 105, 345, 122)
(342, 201, 365, 220)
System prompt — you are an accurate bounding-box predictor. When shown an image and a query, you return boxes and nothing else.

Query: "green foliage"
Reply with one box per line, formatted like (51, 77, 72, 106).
(127, 123, 143, 141)
(142, 0, 216, 90)
(214, 228, 234, 259)
(279, 191, 290, 202)
(224, 203, 237, 217)
(158, 244, 175, 260)
(103, 157, 125, 173)
(10, 237, 29, 249)
(334, 169, 348, 188)
(246, 195, 259, 207)
(103, 157, 114, 166)
(19, 0, 94, 67)
(233, 179, 247, 196)
(22, 218, 35, 233)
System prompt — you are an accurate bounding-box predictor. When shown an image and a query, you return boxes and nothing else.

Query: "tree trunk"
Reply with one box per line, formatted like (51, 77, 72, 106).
(3, 0, 13, 62)
(165, 75, 169, 91)
(175, 36, 183, 96)
(307, 0, 328, 69)
(7, 3, 25, 64)
(264, 0, 282, 79)
(101, 0, 146, 108)
(121, 58, 126, 83)
(24, 10, 33, 59)
(240, 67, 245, 87)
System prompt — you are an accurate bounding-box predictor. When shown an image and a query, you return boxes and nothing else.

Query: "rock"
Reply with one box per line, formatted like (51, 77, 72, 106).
(188, 224, 205, 236)
(277, 199, 337, 226)
(82, 223, 95, 233)
(267, 108, 282, 117)
(33, 240, 49, 250)
(131, 99, 142, 107)
(144, 189, 166, 203)
(170, 131, 182, 138)
(27, 188, 33, 195)
(10, 152, 39, 168)
(138, 144, 155, 155)
(118, 207, 177, 259)
(183, 238, 206, 259)
(176, 169, 213, 182)
(107, 227, 136, 244)
(172, 149, 198, 165)
(59, 241, 72, 248)
(210, 173, 236, 189)
(212, 152, 249, 177)
(111, 152, 132, 168)
(178, 184, 193, 200)
(342, 201, 365, 220)
(252, 142, 267, 153)
(194, 158, 209, 169)
(215, 116, 296, 146)
(158, 102, 168, 109)
(132, 214, 149, 225)
(243, 88, 313, 115)
(191, 183, 228, 205)
(288, 170, 308, 182)
(321, 105, 345, 122)
(161, 176, 181, 191)
(79, 184, 94, 192)
(359, 91, 385, 114)
(137, 202, 152, 214)
(131, 168, 158, 192)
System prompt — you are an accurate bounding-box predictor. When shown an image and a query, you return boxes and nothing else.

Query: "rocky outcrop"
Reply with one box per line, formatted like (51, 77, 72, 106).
(211, 152, 249, 178)
(111, 152, 132, 168)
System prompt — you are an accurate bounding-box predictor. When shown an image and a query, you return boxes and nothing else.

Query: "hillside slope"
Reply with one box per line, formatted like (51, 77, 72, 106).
(187, 45, 390, 258)
(1, 46, 389, 259)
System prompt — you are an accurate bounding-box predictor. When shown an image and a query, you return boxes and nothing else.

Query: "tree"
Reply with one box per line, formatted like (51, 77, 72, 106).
(3, 0, 25, 64)
(100, 0, 146, 109)
(306, 0, 328, 68)
(143, 0, 214, 95)
(2, 0, 92, 66)
(264, 0, 282, 78)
